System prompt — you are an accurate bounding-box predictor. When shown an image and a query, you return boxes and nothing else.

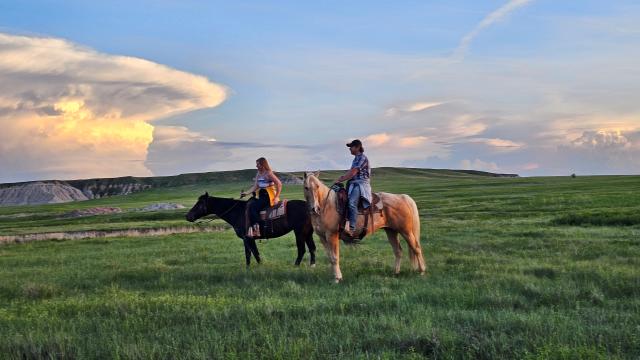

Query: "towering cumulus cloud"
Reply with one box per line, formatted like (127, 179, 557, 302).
(0, 33, 227, 182)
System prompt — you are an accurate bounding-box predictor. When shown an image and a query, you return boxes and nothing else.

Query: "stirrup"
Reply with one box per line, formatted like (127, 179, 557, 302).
(252, 224, 261, 237)
(340, 228, 360, 244)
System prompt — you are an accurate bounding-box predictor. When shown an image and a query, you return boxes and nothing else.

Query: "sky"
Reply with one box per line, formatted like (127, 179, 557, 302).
(1, 0, 639, 182)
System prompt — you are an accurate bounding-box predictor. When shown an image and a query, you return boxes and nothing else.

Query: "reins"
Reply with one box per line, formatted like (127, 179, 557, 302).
(308, 185, 335, 216)
(195, 217, 217, 225)
(217, 200, 242, 218)
(195, 197, 242, 225)
(321, 187, 334, 215)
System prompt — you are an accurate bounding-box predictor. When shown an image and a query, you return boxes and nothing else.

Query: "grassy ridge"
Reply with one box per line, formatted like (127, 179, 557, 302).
(0, 169, 639, 359)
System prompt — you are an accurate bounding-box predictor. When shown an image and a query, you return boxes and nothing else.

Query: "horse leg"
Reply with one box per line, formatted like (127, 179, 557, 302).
(294, 227, 305, 266)
(318, 234, 331, 262)
(400, 230, 426, 274)
(317, 233, 333, 271)
(384, 228, 403, 275)
(243, 237, 252, 267)
(328, 233, 342, 283)
(248, 237, 261, 264)
(303, 223, 317, 267)
(308, 238, 316, 267)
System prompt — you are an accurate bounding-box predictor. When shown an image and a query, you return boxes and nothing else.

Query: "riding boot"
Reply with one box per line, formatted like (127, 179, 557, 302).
(344, 221, 355, 237)
(344, 227, 355, 238)
(252, 223, 261, 238)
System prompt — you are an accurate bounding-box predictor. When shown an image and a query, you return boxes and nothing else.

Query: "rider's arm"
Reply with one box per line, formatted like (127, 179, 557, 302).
(335, 168, 358, 184)
(241, 176, 259, 197)
(270, 171, 282, 200)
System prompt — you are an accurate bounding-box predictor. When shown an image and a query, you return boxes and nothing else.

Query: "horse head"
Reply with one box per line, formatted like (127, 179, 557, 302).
(186, 192, 210, 222)
(303, 171, 323, 215)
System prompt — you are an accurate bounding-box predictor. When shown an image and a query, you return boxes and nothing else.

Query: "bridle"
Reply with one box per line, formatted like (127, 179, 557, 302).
(307, 182, 343, 235)
(194, 195, 241, 224)
(307, 183, 335, 216)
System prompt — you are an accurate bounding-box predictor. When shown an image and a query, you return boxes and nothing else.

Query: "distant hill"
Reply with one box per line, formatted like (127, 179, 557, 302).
(0, 167, 518, 206)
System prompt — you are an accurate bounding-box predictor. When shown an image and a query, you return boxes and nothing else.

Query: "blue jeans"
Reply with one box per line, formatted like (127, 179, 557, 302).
(348, 184, 370, 231)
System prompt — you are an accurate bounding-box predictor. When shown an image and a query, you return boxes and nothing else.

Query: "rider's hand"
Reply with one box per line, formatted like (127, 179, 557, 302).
(274, 196, 281, 204)
(240, 191, 246, 198)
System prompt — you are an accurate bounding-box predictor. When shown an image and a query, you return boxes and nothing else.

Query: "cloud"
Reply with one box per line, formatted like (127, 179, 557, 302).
(446, 114, 488, 138)
(145, 126, 316, 176)
(551, 129, 640, 175)
(0, 33, 227, 182)
(467, 137, 524, 150)
(570, 130, 634, 150)
(385, 101, 444, 116)
(399, 136, 429, 147)
(453, 0, 535, 61)
(363, 133, 391, 146)
(145, 127, 445, 176)
(363, 133, 429, 149)
(353, 132, 448, 167)
(151, 126, 216, 146)
(380, 101, 490, 142)
(545, 115, 640, 144)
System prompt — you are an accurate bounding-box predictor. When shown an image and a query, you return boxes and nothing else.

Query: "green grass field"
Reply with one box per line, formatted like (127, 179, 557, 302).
(1, 168, 639, 359)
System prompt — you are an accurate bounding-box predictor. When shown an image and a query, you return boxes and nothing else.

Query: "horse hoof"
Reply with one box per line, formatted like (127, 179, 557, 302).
(334, 278, 342, 284)
(310, 263, 316, 268)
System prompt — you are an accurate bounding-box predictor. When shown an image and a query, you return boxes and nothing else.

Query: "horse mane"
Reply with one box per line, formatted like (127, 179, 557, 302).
(205, 195, 246, 221)
(305, 173, 336, 212)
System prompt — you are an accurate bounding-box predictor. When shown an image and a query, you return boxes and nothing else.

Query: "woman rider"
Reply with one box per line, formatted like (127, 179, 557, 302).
(241, 157, 282, 238)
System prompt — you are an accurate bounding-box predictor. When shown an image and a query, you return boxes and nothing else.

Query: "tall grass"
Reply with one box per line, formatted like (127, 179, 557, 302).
(0, 169, 639, 358)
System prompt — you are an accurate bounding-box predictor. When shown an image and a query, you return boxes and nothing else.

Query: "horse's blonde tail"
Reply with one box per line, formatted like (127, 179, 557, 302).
(405, 195, 425, 273)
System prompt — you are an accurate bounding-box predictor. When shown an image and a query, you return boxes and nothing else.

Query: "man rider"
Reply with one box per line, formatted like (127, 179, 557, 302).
(334, 139, 371, 237)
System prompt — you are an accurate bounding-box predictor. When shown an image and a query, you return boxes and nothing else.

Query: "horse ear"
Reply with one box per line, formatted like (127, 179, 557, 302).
(205, 191, 209, 197)
(314, 170, 320, 177)
(303, 172, 307, 179)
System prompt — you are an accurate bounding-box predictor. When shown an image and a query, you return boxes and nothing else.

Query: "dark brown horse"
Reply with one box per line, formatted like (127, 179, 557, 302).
(186, 193, 316, 267)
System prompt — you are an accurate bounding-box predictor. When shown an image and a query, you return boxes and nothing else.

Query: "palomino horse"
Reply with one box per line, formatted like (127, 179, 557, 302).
(303, 172, 425, 282)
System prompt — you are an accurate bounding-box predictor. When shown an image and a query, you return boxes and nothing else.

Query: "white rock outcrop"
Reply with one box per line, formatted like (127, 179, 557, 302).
(0, 182, 89, 206)
(138, 203, 185, 211)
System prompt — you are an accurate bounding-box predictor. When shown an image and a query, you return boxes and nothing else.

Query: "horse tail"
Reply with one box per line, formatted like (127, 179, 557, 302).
(405, 194, 425, 273)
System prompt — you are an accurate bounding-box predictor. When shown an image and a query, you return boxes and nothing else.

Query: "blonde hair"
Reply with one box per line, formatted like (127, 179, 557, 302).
(256, 157, 272, 171)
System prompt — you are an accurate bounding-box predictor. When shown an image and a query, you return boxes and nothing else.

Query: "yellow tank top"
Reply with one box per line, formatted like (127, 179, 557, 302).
(264, 185, 276, 206)
(257, 172, 277, 206)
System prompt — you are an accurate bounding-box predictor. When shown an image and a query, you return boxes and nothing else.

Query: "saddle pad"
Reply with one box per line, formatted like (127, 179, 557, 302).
(260, 200, 287, 221)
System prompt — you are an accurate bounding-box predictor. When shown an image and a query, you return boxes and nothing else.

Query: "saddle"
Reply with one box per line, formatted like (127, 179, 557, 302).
(332, 183, 383, 243)
(260, 200, 288, 221)
(245, 199, 288, 239)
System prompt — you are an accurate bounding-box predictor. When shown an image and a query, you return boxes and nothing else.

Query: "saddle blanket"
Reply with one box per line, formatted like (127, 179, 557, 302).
(260, 200, 287, 221)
